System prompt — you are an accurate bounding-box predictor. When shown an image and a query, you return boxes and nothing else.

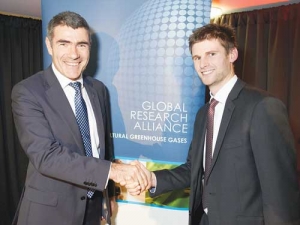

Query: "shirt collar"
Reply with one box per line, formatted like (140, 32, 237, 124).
(210, 75, 238, 104)
(51, 63, 83, 89)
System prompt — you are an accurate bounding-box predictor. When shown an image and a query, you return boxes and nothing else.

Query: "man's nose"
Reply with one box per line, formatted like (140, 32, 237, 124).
(69, 45, 79, 58)
(200, 57, 208, 68)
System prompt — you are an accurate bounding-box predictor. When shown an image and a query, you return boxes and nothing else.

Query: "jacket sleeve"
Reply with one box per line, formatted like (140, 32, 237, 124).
(250, 96, 300, 224)
(150, 143, 192, 197)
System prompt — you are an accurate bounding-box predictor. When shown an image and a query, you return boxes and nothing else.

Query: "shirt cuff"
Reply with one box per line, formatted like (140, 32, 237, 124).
(105, 162, 112, 188)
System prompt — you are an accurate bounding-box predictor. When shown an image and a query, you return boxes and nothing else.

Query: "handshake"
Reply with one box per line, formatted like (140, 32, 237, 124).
(109, 160, 156, 196)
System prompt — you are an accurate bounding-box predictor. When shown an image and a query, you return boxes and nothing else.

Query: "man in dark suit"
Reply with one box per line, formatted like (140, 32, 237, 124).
(11, 11, 150, 225)
(128, 23, 300, 225)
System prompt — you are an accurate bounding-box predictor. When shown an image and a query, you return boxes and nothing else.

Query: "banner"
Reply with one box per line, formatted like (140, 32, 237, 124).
(42, 0, 211, 224)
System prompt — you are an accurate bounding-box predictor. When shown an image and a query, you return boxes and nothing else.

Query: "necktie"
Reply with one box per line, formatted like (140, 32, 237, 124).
(69, 82, 94, 198)
(203, 98, 218, 208)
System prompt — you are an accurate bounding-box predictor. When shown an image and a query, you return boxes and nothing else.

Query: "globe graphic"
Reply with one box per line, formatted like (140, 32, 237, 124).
(106, 0, 211, 147)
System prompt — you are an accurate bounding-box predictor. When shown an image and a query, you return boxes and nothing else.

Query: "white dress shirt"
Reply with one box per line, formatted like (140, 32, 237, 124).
(52, 64, 100, 158)
(203, 75, 238, 161)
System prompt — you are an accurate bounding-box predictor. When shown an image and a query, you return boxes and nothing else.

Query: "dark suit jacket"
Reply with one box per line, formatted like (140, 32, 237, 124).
(11, 66, 114, 225)
(151, 79, 300, 225)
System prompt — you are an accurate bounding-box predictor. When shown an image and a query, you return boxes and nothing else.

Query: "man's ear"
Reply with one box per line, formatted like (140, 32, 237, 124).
(45, 37, 53, 56)
(229, 48, 238, 63)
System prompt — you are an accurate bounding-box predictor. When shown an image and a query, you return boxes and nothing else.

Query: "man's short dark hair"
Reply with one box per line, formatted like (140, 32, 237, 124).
(189, 23, 237, 54)
(47, 11, 91, 43)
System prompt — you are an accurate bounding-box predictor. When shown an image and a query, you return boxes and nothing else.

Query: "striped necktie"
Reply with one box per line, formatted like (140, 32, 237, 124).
(69, 82, 94, 198)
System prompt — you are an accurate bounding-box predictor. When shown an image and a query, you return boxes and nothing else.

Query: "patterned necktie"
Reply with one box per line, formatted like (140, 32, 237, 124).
(203, 98, 218, 208)
(69, 82, 94, 198)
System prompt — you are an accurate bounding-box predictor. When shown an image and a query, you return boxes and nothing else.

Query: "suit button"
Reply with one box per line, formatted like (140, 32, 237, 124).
(81, 196, 86, 200)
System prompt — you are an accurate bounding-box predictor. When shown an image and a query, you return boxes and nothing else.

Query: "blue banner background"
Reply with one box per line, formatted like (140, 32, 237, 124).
(42, 0, 211, 223)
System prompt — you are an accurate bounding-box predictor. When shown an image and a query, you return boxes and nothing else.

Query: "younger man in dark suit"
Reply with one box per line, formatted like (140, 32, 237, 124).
(128, 23, 300, 225)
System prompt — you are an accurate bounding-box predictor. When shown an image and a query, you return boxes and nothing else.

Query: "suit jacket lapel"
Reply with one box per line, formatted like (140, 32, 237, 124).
(44, 67, 85, 155)
(206, 79, 246, 181)
(84, 78, 105, 159)
(194, 104, 208, 177)
(191, 104, 209, 211)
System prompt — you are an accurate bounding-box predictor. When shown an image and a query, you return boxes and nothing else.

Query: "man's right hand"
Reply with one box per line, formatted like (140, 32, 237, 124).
(109, 160, 152, 193)
(125, 161, 156, 196)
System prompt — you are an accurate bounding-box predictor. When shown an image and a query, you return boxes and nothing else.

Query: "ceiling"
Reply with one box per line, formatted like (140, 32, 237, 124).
(0, 0, 299, 19)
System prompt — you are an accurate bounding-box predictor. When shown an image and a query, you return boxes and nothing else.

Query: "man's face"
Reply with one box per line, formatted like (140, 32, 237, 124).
(192, 38, 237, 95)
(45, 25, 90, 80)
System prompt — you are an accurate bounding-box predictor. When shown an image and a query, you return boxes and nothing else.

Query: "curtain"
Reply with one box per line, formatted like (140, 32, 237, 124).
(212, 3, 300, 186)
(0, 14, 43, 225)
